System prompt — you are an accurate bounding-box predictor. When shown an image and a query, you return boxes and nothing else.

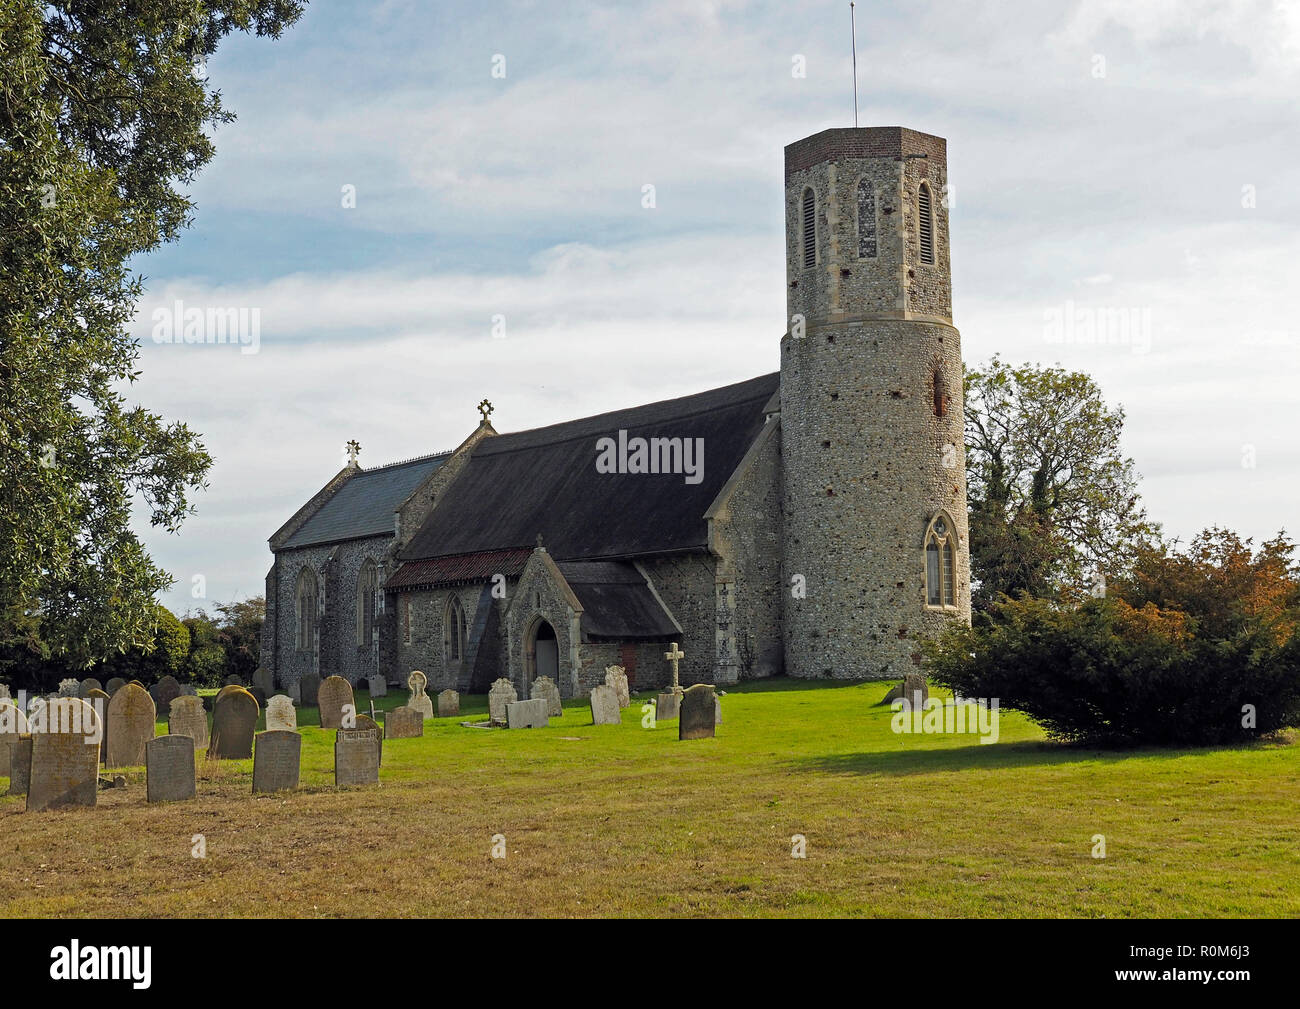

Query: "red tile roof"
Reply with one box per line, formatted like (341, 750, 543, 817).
(385, 547, 532, 592)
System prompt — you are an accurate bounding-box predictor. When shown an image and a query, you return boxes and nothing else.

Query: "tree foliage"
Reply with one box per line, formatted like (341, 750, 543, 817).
(0, 1, 304, 666)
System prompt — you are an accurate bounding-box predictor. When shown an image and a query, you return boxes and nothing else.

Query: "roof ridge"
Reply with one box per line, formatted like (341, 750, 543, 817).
(361, 450, 453, 473)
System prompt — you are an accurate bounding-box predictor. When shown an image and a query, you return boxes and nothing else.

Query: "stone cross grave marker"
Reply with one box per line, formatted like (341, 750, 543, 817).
(208, 687, 259, 760)
(265, 695, 297, 732)
(488, 678, 517, 725)
(530, 675, 562, 717)
(253, 730, 301, 793)
(678, 684, 717, 740)
(384, 706, 423, 739)
(589, 684, 620, 726)
(145, 734, 196, 803)
(407, 670, 433, 719)
(335, 727, 380, 786)
(656, 642, 686, 719)
(318, 675, 354, 730)
(105, 682, 156, 768)
(168, 695, 209, 750)
(437, 689, 459, 717)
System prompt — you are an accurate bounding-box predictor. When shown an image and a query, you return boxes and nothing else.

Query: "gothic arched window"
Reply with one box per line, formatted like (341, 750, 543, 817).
(295, 568, 318, 652)
(801, 187, 817, 269)
(924, 514, 957, 608)
(917, 181, 935, 265)
(445, 595, 466, 662)
(857, 178, 877, 259)
(356, 560, 377, 647)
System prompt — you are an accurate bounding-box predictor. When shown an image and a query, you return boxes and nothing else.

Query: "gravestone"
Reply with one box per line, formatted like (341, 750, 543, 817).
(213, 684, 245, 708)
(9, 736, 33, 795)
(604, 665, 630, 708)
(83, 688, 110, 760)
(368, 675, 387, 699)
(287, 680, 302, 705)
(488, 679, 517, 726)
(318, 676, 354, 730)
(222, 674, 244, 687)
(335, 727, 380, 786)
(437, 689, 459, 717)
(0, 684, 9, 700)
(678, 684, 717, 740)
(902, 672, 929, 709)
(78, 677, 103, 699)
(251, 666, 274, 697)
(0, 702, 29, 777)
(168, 695, 209, 750)
(105, 677, 127, 696)
(355, 713, 383, 765)
(247, 686, 267, 708)
(179, 684, 198, 696)
(589, 684, 620, 726)
(530, 676, 562, 718)
(153, 675, 183, 713)
(715, 695, 723, 724)
(208, 687, 259, 760)
(27, 698, 100, 811)
(506, 698, 548, 729)
(145, 734, 196, 803)
(57, 678, 80, 697)
(407, 670, 433, 720)
(265, 695, 297, 732)
(655, 692, 681, 721)
(105, 682, 156, 768)
(252, 730, 301, 793)
(298, 673, 321, 707)
(384, 706, 423, 739)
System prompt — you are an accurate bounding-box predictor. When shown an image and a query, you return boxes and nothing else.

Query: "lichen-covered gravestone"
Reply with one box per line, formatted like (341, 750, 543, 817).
(105, 682, 156, 768)
(437, 689, 459, 718)
(655, 692, 681, 721)
(57, 678, 80, 697)
(168, 695, 209, 750)
(407, 670, 433, 719)
(355, 713, 383, 765)
(335, 727, 380, 786)
(488, 678, 517, 726)
(902, 672, 929, 709)
(145, 734, 196, 803)
(530, 676, 562, 717)
(678, 684, 717, 741)
(368, 675, 387, 699)
(298, 673, 321, 708)
(27, 698, 100, 811)
(317, 675, 354, 730)
(589, 684, 620, 726)
(252, 730, 301, 793)
(9, 736, 33, 796)
(0, 701, 29, 777)
(604, 666, 630, 708)
(384, 706, 423, 739)
(506, 698, 548, 729)
(208, 687, 259, 760)
(265, 695, 297, 732)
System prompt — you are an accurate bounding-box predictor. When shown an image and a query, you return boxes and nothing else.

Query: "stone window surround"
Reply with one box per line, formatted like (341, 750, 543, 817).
(356, 559, 378, 648)
(923, 510, 960, 611)
(800, 185, 817, 270)
(444, 594, 466, 663)
(916, 180, 936, 266)
(295, 566, 317, 653)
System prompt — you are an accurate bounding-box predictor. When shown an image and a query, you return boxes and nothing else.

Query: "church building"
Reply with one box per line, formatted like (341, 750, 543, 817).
(260, 126, 972, 699)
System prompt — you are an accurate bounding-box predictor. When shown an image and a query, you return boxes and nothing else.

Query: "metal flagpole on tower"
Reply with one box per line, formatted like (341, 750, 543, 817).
(850, 2, 859, 127)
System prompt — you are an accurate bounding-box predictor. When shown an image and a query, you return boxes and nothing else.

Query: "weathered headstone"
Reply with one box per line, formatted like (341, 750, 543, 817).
(678, 684, 717, 740)
(179, 684, 198, 696)
(384, 706, 423, 739)
(656, 692, 681, 721)
(265, 695, 297, 732)
(437, 689, 459, 717)
(105, 682, 156, 768)
(27, 698, 100, 811)
(287, 680, 302, 704)
(9, 735, 33, 795)
(488, 678, 517, 726)
(0, 684, 10, 701)
(318, 675, 354, 730)
(247, 686, 267, 709)
(145, 734, 196, 803)
(57, 678, 80, 697)
(251, 666, 274, 696)
(77, 677, 103, 699)
(530, 675, 563, 717)
(902, 672, 929, 709)
(208, 687, 259, 760)
(154, 675, 183, 713)
(83, 688, 110, 760)
(298, 673, 321, 707)
(604, 665, 630, 708)
(222, 674, 244, 687)
(367, 675, 387, 698)
(335, 727, 380, 786)
(715, 695, 723, 724)
(168, 695, 209, 750)
(589, 684, 620, 726)
(252, 730, 301, 793)
(355, 713, 383, 765)
(407, 670, 433, 719)
(105, 677, 127, 696)
(506, 698, 548, 729)
(0, 702, 29, 777)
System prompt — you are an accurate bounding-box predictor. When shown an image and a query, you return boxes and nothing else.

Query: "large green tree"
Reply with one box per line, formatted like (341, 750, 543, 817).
(0, 1, 304, 667)
(964, 357, 1159, 608)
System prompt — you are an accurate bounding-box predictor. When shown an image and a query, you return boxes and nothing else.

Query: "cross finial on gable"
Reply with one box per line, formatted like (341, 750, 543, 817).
(535, 533, 545, 552)
(346, 439, 361, 467)
(478, 398, 494, 423)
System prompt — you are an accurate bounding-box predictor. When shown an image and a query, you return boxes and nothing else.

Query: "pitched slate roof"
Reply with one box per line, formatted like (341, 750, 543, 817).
(283, 455, 448, 550)
(399, 372, 779, 563)
(385, 548, 532, 591)
(557, 560, 683, 640)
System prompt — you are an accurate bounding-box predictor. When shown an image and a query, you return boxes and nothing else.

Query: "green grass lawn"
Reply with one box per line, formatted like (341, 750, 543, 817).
(1, 678, 1297, 917)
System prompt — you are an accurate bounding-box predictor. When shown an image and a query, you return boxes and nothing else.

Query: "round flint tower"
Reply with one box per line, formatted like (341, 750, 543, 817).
(780, 126, 971, 679)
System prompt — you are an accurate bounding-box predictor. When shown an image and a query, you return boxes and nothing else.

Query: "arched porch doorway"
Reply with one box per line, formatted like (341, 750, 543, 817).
(524, 617, 559, 693)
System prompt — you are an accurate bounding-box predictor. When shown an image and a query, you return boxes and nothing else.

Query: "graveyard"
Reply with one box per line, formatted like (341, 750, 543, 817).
(1, 678, 1296, 918)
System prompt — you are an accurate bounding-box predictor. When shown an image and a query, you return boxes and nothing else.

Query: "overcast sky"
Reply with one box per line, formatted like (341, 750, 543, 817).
(128, 0, 1300, 615)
